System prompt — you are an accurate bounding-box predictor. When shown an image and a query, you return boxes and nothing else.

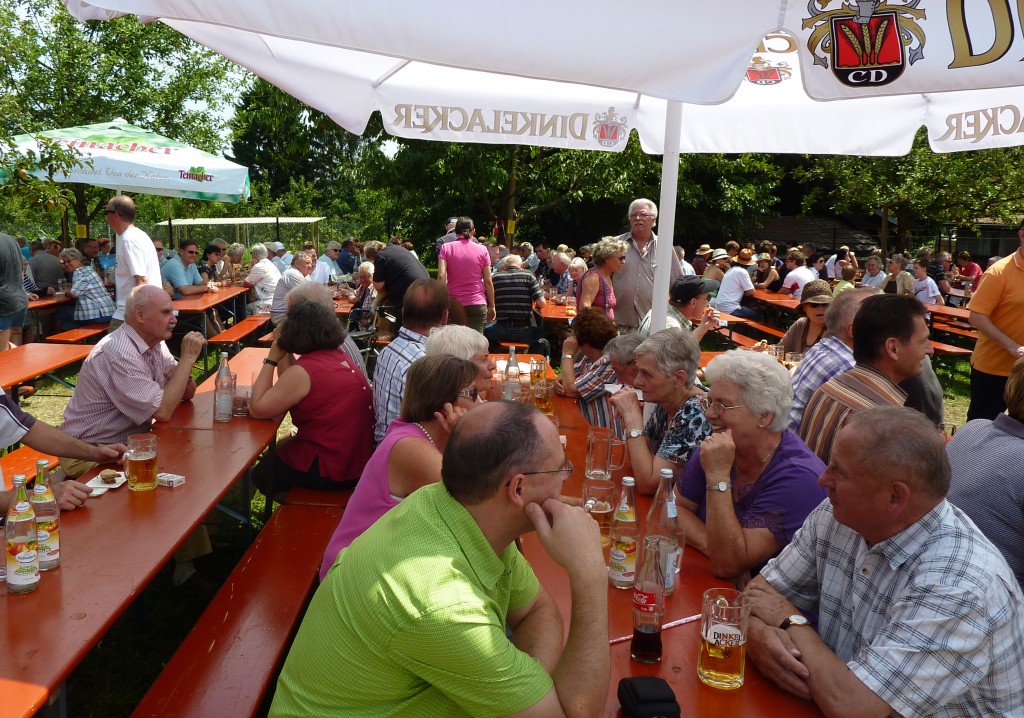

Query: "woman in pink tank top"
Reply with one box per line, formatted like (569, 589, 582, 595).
(579, 237, 627, 320)
(319, 354, 480, 579)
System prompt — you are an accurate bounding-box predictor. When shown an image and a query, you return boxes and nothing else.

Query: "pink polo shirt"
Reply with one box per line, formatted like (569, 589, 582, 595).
(439, 237, 489, 307)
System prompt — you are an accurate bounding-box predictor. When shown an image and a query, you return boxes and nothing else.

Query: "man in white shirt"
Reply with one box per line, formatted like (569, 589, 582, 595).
(243, 243, 282, 315)
(779, 250, 817, 300)
(105, 195, 162, 331)
(269, 242, 290, 273)
(270, 252, 314, 325)
(712, 263, 759, 319)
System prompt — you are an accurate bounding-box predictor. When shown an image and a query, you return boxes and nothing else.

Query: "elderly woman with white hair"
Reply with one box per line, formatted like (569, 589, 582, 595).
(242, 242, 281, 315)
(677, 350, 826, 581)
(609, 327, 711, 495)
(424, 324, 497, 395)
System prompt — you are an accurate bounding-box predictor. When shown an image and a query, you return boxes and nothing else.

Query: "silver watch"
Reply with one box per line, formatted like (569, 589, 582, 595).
(627, 428, 644, 439)
(706, 481, 731, 492)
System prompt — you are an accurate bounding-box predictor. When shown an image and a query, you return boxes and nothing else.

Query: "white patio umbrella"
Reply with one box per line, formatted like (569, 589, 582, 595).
(7, 118, 250, 202)
(62, 0, 1024, 328)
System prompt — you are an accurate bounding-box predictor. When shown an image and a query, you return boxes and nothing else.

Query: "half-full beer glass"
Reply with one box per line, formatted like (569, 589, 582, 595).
(698, 588, 750, 689)
(126, 434, 158, 491)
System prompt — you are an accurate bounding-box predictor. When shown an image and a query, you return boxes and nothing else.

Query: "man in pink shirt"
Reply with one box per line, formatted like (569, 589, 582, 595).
(437, 216, 495, 333)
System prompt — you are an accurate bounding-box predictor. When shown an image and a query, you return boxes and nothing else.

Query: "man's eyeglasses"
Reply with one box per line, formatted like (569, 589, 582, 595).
(699, 396, 746, 415)
(630, 212, 654, 219)
(521, 459, 574, 481)
(459, 386, 479, 401)
(183, 250, 198, 255)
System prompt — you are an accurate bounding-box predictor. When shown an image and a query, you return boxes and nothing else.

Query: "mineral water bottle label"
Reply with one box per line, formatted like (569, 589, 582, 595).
(13, 500, 29, 514)
(36, 518, 60, 563)
(666, 500, 677, 518)
(608, 539, 637, 581)
(6, 538, 39, 588)
(614, 502, 635, 523)
(662, 550, 676, 592)
(633, 589, 658, 613)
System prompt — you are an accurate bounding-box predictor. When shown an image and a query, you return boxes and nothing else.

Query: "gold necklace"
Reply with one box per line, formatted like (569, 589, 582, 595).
(734, 436, 782, 488)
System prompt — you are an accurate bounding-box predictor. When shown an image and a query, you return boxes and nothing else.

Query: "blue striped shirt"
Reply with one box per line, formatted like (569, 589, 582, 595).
(787, 336, 854, 432)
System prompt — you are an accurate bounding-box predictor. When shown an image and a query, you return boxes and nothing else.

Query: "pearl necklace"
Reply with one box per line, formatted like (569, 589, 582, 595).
(413, 422, 437, 449)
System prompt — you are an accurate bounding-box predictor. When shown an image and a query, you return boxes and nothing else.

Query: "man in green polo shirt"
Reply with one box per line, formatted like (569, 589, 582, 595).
(270, 401, 609, 718)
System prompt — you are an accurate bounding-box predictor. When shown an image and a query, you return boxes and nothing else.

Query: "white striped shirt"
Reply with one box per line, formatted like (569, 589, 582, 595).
(61, 324, 177, 444)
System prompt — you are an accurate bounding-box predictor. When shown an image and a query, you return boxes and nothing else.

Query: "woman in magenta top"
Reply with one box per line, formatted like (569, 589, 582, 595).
(437, 216, 495, 333)
(249, 300, 374, 500)
(319, 354, 479, 580)
(955, 251, 984, 291)
(579, 236, 627, 320)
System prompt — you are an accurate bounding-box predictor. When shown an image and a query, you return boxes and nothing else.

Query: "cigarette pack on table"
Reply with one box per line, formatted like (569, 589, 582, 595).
(156, 473, 186, 488)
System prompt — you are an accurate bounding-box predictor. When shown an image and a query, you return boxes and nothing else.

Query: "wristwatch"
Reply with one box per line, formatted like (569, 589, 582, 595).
(627, 428, 644, 440)
(779, 615, 810, 630)
(561, 354, 574, 360)
(263, 358, 279, 367)
(707, 481, 731, 492)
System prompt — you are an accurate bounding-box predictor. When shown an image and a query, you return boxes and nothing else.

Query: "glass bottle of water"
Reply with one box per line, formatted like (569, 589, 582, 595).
(214, 352, 234, 422)
(644, 468, 681, 595)
(6, 475, 40, 595)
(30, 459, 60, 571)
(503, 346, 521, 401)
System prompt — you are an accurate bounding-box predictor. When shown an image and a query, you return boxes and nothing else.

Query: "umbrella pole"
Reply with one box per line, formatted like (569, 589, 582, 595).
(651, 101, 682, 333)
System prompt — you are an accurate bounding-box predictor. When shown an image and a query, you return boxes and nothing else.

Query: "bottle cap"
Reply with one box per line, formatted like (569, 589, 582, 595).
(659, 468, 673, 478)
(622, 476, 635, 486)
(36, 459, 49, 468)
(12, 474, 26, 487)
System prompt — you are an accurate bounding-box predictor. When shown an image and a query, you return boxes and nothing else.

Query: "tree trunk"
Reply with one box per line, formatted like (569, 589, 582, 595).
(879, 207, 889, 257)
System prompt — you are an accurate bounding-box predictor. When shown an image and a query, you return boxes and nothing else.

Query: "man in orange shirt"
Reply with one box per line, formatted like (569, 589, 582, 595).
(967, 222, 1024, 419)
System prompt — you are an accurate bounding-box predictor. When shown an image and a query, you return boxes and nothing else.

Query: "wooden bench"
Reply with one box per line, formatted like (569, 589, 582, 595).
(498, 342, 530, 351)
(0, 445, 58, 480)
(207, 315, 272, 354)
(130, 504, 343, 718)
(46, 324, 108, 344)
(257, 331, 274, 346)
(932, 320, 978, 341)
(741, 321, 785, 339)
(929, 339, 972, 357)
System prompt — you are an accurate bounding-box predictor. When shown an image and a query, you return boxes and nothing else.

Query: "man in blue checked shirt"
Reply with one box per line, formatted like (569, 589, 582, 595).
(745, 406, 1024, 718)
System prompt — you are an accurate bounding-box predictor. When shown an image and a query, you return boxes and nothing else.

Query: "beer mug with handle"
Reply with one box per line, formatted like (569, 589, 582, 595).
(585, 426, 625, 481)
(698, 588, 751, 690)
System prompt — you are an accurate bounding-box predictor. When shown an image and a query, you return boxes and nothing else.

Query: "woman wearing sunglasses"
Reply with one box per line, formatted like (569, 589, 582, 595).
(676, 350, 826, 584)
(320, 354, 478, 579)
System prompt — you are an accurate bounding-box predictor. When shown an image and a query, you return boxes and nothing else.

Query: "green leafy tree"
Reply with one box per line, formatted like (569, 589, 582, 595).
(795, 132, 1024, 254)
(0, 0, 237, 236)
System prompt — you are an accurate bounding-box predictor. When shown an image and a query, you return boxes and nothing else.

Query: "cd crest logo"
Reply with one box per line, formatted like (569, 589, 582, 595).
(592, 107, 628, 148)
(803, 0, 926, 87)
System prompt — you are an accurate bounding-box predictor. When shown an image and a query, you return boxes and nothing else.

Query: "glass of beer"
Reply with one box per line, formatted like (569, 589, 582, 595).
(582, 478, 615, 550)
(529, 358, 546, 385)
(534, 379, 554, 414)
(126, 434, 158, 492)
(698, 588, 750, 690)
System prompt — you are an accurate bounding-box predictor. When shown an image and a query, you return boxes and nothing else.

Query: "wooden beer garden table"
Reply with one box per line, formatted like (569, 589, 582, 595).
(0, 343, 92, 393)
(0, 346, 282, 718)
(539, 303, 574, 324)
(521, 388, 822, 716)
(172, 285, 250, 336)
(27, 294, 74, 311)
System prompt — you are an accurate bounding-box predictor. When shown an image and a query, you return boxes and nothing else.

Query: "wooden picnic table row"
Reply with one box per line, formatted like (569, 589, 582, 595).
(525, 392, 822, 717)
(0, 348, 283, 718)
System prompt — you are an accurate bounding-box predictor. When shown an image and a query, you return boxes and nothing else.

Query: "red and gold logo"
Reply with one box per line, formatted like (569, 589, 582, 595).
(744, 56, 793, 85)
(803, 1, 926, 87)
(592, 107, 629, 148)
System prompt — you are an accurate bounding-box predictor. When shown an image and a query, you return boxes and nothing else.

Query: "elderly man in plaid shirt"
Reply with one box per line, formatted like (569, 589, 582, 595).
(55, 247, 115, 329)
(745, 407, 1024, 718)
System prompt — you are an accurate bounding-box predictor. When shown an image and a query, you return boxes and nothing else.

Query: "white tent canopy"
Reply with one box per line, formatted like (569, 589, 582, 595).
(63, 0, 1024, 330)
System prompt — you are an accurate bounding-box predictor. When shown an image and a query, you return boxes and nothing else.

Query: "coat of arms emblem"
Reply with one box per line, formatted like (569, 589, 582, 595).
(744, 56, 793, 85)
(592, 107, 628, 148)
(803, 0, 926, 88)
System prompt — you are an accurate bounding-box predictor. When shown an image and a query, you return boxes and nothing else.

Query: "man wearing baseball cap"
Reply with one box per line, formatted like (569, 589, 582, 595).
(434, 216, 460, 257)
(637, 275, 720, 340)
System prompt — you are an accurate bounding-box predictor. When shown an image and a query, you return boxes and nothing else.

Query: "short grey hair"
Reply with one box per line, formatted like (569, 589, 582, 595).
(59, 248, 83, 263)
(703, 350, 793, 432)
(629, 198, 658, 219)
(285, 281, 334, 311)
(211, 238, 228, 250)
(569, 257, 588, 274)
(824, 287, 877, 336)
(325, 240, 341, 251)
(357, 261, 374, 277)
(634, 328, 701, 389)
(425, 325, 488, 361)
(227, 242, 246, 259)
(592, 237, 628, 266)
(604, 333, 644, 364)
(250, 243, 268, 261)
(888, 254, 908, 270)
(497, 254, 522, 271)
(845, 406, 950, 498)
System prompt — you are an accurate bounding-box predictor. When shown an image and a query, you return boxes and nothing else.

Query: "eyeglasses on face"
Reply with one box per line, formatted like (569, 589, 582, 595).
(458, 386, 479, 401)
(183, 250, 198, 255)
(699, 396, 746, 415)
(104, 209, 118, 216)
(521, 458, 574, 481)
(630, 212, 654, 219)
(617, 255, 626, 261)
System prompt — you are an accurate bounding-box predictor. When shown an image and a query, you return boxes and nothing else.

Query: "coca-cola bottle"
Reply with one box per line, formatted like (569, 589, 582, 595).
(644, 468, 682, 595)
(631, 535, 667, 663)
(608, 476, 639, 589)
